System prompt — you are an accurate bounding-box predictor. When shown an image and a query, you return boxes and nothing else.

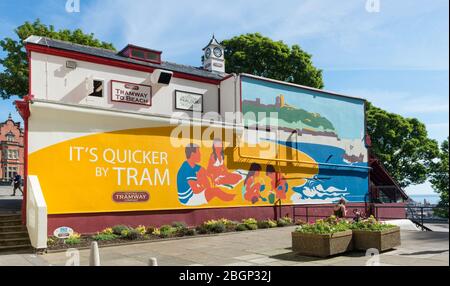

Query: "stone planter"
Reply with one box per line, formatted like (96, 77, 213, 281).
(291, 230, 353, 258)
(352, 226, 401, 252)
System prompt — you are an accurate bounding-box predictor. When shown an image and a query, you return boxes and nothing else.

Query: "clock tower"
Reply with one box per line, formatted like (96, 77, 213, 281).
(202, 35, 225, 73)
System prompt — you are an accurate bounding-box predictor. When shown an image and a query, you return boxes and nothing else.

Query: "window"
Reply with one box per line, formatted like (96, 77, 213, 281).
(7, 150, 19, 160)
(145, 51, 160, 62)
(128, 47, 161, 63)
(6, 133, 15, 142)
(131, 49, 145, 59)
(7, 166, 18, 180)
(89, 80, 104, 97)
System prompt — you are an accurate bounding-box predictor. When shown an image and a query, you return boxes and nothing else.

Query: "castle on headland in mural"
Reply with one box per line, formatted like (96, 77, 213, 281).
(242, 94, 366, 164)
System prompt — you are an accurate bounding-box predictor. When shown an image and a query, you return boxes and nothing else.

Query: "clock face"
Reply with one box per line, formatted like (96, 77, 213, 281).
(205, 48, 211, 59)
(213, 47, 222, 58)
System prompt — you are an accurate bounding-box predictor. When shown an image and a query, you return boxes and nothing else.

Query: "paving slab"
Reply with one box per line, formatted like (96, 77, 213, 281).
(1, 225, 448, 266)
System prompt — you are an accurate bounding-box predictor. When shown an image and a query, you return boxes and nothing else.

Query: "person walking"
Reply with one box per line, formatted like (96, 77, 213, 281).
(12, 174, 23, 196)
(333, 198, 347, 218)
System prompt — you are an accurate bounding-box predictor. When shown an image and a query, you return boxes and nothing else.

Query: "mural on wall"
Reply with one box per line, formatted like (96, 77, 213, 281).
(241, 76, 369, 204)
(28, 123, 319, 214)
(27, 76, 369, 215)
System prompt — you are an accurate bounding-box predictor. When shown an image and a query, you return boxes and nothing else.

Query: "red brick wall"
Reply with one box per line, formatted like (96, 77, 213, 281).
(47, 202, 407, 235)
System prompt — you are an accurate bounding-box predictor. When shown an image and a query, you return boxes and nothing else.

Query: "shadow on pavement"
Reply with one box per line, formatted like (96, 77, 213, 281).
(400, 249, 449, 256)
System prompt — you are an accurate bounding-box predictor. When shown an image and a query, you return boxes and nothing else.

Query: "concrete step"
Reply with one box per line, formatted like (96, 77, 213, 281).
(0, 231, 29, 239)
(0, 214, 22, 221)
(0, 225, 27, 232)
(0, 237, 31, 247)
(0, 219, 22, 226)
(0, 244, 33, 254)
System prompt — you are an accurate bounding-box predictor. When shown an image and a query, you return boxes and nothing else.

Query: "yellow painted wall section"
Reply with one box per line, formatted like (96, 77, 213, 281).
(28, 126, 318, 214)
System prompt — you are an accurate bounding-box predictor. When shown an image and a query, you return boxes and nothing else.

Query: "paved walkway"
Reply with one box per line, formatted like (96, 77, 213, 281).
(0, 185, 22, 213)
(1, 227, 448, 266)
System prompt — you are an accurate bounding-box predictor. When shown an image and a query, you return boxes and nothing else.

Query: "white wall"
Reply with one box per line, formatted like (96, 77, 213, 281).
(30, 52, 221, 117)
(219, 74, 242, 124)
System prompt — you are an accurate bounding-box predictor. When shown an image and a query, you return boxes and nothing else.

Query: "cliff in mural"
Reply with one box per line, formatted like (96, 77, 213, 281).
(243, 95, 337, 136)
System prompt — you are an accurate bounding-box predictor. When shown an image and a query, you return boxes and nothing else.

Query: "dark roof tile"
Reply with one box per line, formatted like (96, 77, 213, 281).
(25, 36, 227, 81)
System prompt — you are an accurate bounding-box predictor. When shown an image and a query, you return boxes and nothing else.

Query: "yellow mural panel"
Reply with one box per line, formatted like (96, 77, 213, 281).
(28, 126, 318, 214)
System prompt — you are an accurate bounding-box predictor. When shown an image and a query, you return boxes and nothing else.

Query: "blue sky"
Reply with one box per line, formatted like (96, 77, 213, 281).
(0, 0, 448, 195)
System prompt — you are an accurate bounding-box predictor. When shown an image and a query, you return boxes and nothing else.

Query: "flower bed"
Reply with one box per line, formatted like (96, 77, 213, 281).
(46, 217, 295, 251)
(350, 216, 401, 252)
(292, 216, 353, 257)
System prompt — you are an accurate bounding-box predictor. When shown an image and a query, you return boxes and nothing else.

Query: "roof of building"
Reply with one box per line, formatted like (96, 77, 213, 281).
(24, 36, 228, 81)
(202, 35, 222, 50)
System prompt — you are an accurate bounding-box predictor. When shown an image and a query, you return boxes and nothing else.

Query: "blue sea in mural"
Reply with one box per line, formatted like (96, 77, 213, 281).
(278, 140, 369, 203)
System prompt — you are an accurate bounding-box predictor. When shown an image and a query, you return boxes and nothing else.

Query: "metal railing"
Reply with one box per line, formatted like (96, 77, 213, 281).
(374, 205, 448, 231)
(292, 204, 370, 223)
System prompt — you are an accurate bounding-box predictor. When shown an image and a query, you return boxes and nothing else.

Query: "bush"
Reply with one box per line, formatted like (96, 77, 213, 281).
(121, 228, 141, 240)
(242, 218, 257, 225)
(349, 216, 397, 231)
(207, 221, 227, 233)
(242, 218, 258, 230)
(195, 224, 209, 234)
(146, 226, 156, 235)
(295, 217, 351, 234)
(217, 218, 238, 231)
(257, 219, 277, 229)
(295, 219, 307, 226)
(171, 222, 191, 237)
(159, 225, 178, 238)
(172, 221, 187, 229)
(47, 237, 57, 246)
(199, 220, 227, 234)
(65, 233, 82, 245)
(277, 216, 293, 227)
(152, 228, 161, 236)
(236, 223, 248, 231)
(112, 225, 130, 236)
(184, 228, 196, 236)
(135, 225, 147, 236)
(101, 228, 114, 235)
(92, 233, 118, 241)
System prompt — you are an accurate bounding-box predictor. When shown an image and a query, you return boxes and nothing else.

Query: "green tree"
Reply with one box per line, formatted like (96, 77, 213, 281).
(0, 19, 115, 99)
(222, 33, 439, 189)
(430, 138, 449, 218)
(366, 102, 439, 188)
(222, 33, 324, 89)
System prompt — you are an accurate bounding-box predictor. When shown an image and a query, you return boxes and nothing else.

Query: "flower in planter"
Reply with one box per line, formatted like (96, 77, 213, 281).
(65, 233, 82, 245)
(152, 228, 161, 236)
(112, 225, 130, 236)
(92, 232, 118, 241)
(121, 229, 141, 240)
(135, 225, 147, 236)
(277, 216, 293, 227)
(47, 237, 57, 246)
(295, 217, 351, 234)
(102, 228, 114, 235)
(242, 218, 258, 230)
(350, 215, 397, 231)
(295, 219, 307, 226)
(159, 225, 178, 238)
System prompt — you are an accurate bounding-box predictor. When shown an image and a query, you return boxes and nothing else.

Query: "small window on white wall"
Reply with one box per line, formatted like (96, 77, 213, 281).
(89, 80, 104, 97)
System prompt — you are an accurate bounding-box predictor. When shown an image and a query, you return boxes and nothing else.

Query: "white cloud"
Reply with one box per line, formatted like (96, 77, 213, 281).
(75, 0, 448, 70)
